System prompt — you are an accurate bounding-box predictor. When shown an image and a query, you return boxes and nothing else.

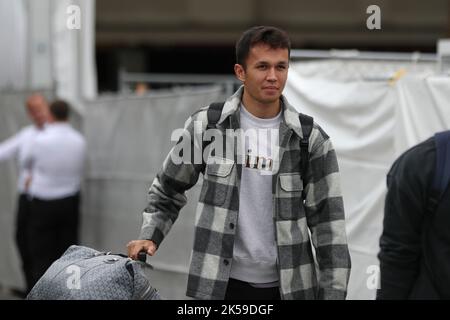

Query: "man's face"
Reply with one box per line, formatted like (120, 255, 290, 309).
(26, 96, 49, 128)
(235, 44, 289, 106)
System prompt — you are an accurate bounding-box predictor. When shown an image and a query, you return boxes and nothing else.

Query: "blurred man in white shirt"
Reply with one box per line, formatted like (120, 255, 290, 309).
(23, 100, 86, 287)
(0, 94, 49, 295)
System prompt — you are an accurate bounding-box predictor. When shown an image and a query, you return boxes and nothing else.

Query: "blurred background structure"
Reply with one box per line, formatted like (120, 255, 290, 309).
(2, 0, 450, 299)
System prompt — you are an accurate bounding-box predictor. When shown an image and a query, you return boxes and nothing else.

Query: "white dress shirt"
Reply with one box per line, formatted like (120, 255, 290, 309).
(24, 122, 86, 200)
(0, 125, 42, 193)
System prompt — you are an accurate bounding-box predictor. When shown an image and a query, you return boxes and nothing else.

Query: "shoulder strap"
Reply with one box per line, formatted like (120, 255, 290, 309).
(207, 102, 225, 130)
(299, 113, 314, 198)
(432, 130, 450, 197)
(201, 102, 225, 171)
(426, 130, 450, 216)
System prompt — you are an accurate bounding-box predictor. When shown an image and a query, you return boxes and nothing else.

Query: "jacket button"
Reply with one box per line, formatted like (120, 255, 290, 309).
(229, 223, 234, 229)
(223, 259, 229, 266)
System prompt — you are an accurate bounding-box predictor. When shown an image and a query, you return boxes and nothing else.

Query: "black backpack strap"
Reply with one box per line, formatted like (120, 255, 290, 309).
(299, 113, 314, 199)
(432, 130, 450, 197)
(207, 102, 225, 130)
(201, 102, 225, 172)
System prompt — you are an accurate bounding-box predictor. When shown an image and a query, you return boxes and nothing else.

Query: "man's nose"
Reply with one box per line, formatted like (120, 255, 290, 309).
(266, 67, 277, 81)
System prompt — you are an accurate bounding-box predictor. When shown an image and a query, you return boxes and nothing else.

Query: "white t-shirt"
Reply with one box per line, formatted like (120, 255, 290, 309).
(230, 104, 281, 285)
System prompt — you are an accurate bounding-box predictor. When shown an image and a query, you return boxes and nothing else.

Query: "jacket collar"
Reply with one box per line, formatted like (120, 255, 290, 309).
(218, 85, 304, 139)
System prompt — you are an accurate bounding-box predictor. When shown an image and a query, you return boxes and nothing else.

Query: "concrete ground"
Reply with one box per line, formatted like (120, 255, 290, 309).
(0, 285, 24, 300)
(144, 267, 193, 300)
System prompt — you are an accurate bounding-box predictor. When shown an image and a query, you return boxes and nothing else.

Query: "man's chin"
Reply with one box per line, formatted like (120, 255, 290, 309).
(260, 96, 281, 105)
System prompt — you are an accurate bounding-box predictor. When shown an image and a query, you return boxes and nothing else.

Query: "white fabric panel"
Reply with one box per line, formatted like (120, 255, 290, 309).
(346, 249, 381, 299)
(28, 0, 53, 89)
(286, 59, 435, 82)
(395, 75, 450, 155)
(52, 0, 97, 114)
(284, 61, 450, 299)
(0, 0, 97, 104)
(0, 0, 27, 89)
(284, 64, 398, 299)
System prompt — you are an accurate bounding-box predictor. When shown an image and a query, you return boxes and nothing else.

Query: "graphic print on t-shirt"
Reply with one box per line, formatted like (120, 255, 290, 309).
(245, 148, 273, 171)
(240, 126, 280, 175)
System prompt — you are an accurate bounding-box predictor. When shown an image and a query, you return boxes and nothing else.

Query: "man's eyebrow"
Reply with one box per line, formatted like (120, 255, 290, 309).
(255, 60, 288, 65)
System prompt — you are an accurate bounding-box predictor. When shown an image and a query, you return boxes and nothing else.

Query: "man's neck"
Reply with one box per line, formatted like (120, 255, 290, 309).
(241, 91, 281, 119)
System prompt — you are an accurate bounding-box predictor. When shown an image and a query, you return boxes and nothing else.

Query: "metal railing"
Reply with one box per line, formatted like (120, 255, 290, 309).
(291, 49, 437, 62)
(118, 49, 438, 96)
(119, 69, 240, 96)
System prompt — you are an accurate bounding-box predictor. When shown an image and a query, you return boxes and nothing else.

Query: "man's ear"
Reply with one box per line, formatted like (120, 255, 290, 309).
(234, 64, 245, 82)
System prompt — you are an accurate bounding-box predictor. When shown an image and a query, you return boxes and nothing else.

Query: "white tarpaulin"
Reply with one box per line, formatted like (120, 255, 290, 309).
(51, 0, 97, 113)
(284, 60, 450, 299)
(394, 76, 450, 154)
(0, 0, 27, 89)
(0, 0, 97, 113)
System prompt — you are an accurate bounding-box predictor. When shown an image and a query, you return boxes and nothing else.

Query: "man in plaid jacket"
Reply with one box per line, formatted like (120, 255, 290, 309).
(128, 26, 351, 300)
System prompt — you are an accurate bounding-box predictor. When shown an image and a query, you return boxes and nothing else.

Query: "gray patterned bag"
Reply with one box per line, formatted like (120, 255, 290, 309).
(27, 245, 161, 300)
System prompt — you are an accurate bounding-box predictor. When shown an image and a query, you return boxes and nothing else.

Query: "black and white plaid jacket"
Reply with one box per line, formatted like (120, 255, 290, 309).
(140, 86, 351, 300)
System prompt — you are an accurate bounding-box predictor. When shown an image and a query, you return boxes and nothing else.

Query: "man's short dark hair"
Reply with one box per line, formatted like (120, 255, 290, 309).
(235, 26, 291, 68)
(50, 100, 70, 121)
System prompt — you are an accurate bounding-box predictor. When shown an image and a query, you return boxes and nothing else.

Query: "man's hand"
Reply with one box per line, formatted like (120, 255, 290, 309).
(24, 175, 32, 192)
(127, 240, 158, 260)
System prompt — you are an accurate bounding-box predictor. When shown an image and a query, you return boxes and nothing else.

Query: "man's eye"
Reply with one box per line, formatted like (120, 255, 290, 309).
(257, 65, 267, 70)
(277, 65, 287, 70)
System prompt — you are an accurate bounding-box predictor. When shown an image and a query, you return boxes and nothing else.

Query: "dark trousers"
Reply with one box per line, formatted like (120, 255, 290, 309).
(15, 194, 33, 293)
(224, 278, 281, 300)
(28, 193, 80, 288)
